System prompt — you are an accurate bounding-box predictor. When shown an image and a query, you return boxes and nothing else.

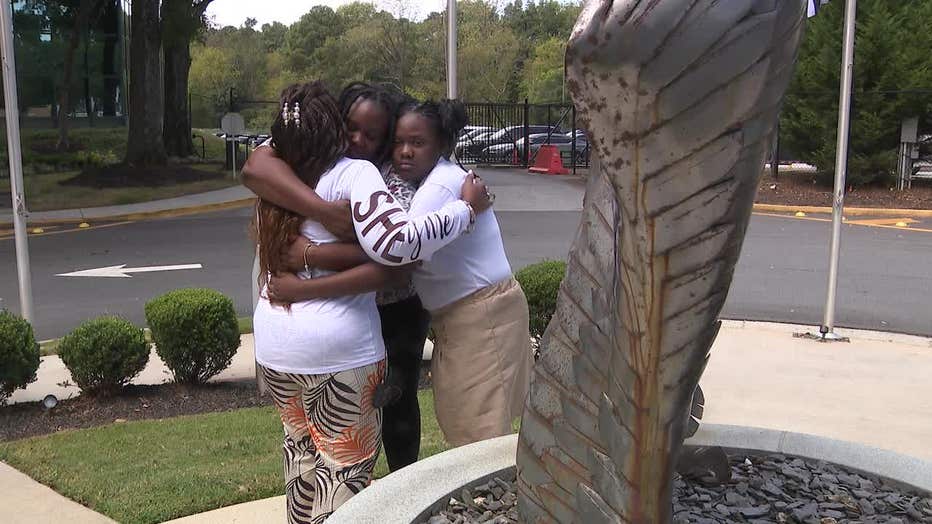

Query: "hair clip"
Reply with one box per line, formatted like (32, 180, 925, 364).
(292, 102, 300, 128)
(281, 103, 290, 126)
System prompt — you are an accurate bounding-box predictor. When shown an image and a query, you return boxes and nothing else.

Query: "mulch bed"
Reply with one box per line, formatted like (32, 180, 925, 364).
(61, 163, 225, 188)
(0, 382, 271, 442)
(755, 173, 932, 210)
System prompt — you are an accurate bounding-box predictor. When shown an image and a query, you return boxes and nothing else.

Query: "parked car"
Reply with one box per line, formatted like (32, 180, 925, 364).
(463, 125, 560, 159)
(459, 125, 494, 139)
(527, 132, 590, 164)
(454, 130, 496, 158)
(481, 133, 558, 162)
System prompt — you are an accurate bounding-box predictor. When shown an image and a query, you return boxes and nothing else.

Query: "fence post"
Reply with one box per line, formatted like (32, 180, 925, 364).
(571, 104, 577, 176)
(523, 98, 530, 167)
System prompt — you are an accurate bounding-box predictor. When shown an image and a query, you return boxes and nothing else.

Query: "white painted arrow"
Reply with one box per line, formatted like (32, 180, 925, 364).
(56, 263, 203, 278)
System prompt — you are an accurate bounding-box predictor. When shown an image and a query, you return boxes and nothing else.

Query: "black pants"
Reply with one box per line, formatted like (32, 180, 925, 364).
(378, 295, 431, 472)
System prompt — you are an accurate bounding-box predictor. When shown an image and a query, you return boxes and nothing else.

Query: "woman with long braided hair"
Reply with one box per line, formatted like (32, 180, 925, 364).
(252, 82, 491, 523)
(247, 82, 436, 473)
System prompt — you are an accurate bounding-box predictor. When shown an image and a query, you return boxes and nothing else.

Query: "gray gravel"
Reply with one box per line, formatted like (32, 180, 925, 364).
(420, 453, 932, 524)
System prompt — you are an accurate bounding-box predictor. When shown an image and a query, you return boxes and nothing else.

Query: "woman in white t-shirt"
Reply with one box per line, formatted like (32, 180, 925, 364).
(251, 82, 492, 523)
(246, 82, 435, 474)
(268, 99, 534, 448)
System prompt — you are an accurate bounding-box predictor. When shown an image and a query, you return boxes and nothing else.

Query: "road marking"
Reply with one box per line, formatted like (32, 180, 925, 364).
(753, 212, 932, 233)
(56, 263, 203, 278)
(844, 217, 917, 227)
(0, 221, 136, 241)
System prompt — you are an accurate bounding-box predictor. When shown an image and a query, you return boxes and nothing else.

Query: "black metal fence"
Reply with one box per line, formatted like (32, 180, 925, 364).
(458, 100, 590, 172)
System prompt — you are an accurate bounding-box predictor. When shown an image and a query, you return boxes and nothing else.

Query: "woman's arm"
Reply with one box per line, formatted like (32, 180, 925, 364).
(267, 263, 414, 302)
(279, 238, 370, 273)
(242, 146, 355, 240)
(350, 165, 492, 266)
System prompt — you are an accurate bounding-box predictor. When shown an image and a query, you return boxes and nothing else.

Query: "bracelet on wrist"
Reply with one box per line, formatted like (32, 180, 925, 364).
(463, 201, 477, 233)
(303, 242, 314, 273)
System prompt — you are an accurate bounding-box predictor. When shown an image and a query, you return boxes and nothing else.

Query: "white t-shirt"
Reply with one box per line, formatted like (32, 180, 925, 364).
(254, 157, 473, 375)
(410, 159, 513, 311)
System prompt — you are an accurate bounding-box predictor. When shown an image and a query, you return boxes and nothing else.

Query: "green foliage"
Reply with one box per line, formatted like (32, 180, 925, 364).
(0, 311, 40, 404)
(283, 6, 345, 73)
(782, 0, 932, 187)
(188, 0, 584, 114)
(145, 288, 240, 385)
(515, 260, 566, 338)
(522, 38, 566, 103)
(58, 316, 149, 396)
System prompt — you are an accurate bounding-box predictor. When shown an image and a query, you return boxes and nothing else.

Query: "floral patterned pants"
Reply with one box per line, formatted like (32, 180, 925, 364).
(260, 361, 385, 524)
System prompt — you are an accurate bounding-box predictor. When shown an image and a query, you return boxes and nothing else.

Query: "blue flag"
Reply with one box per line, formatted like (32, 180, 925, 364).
(808, 0, 830, 17)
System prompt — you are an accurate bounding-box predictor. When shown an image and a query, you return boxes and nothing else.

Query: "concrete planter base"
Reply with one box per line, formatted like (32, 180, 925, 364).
(328, 425, 932, 524)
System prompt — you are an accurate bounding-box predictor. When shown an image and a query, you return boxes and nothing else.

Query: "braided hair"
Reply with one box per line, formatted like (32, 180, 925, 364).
(397, 98, 468, 160)
(252, 81, 347, 308)
(338, 82, 402, 166)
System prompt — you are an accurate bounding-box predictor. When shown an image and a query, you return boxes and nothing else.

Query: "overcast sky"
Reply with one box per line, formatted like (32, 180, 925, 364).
(205, 0, 449, 28)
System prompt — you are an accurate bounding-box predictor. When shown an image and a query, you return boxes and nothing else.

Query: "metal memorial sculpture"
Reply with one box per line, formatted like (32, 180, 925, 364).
(516, 1, 808, 522)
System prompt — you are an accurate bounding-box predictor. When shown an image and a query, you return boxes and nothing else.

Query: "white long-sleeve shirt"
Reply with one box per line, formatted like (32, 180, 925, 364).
(409, 159, 513, 311)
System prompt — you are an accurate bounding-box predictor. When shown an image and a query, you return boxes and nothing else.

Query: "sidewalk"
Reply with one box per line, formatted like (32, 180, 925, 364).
(2, 321, 930, 523)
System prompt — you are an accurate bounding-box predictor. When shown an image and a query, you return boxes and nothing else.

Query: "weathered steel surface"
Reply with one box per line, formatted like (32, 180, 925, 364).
(516, 2, 808, 522)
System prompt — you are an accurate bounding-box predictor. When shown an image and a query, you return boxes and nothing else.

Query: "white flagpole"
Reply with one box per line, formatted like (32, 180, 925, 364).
(0, 0, 34, 322)
(446, 0, 457, 100)
(820, 0, 857, 340)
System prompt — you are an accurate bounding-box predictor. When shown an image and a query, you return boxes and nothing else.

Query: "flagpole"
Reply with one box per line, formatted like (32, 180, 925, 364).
(820, 0, 857, 340)
(0, 0, 35, 322)
(446, 0, 457, 100)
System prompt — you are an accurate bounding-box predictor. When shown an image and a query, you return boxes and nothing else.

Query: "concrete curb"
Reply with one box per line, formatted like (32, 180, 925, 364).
(327, 425, 932, 523)
(0, 198, 256, 228)
(752, 203, 932, 218)
(328, 435, 518, 524)
(689, 424, 932, 492)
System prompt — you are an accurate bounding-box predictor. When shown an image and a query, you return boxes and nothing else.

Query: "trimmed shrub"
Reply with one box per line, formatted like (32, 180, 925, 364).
(58, 316, 149, 395)
(0, 311, 40, 404)
(515, 260, 567, 339)
(145, 288, 239, 384)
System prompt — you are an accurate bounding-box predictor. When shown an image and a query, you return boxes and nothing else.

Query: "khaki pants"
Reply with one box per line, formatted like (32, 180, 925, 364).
(430, 277, 533, 447)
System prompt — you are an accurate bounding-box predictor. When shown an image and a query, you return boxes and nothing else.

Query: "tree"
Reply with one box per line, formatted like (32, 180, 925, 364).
(782, 0, 932, 186)
(522, 37, 565, 103)
(457, 1, 521, 102)
(125, 0, 166, 166)
(99, 0, 121, 117)
(283, 6, 344, 74)
(259, 22, 287, 52)
(162, 0, 214, 158)
(54, 0, 105, 150)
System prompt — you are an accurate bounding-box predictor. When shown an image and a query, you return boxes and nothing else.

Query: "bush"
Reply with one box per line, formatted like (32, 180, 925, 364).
(515, 260, 566, 339)
(58, 316, 149, 395)
(145, 288, 240, 384)
(0, 311, 40, 404)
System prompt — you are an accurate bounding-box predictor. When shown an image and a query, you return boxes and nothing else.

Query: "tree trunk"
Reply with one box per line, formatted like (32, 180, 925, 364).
(124, 0, 166, 166)
(100, 0, 119, 117)
(163, 41, 194, 158)
(161, 0, 214, 158)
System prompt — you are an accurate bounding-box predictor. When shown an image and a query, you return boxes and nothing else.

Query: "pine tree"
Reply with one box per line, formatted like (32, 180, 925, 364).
(781, 0, 932, 187)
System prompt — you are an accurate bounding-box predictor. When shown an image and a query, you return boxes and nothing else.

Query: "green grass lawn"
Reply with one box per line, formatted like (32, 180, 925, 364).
(0, 390, 455, 524)
(0, 128, 240, 212)
(0, 168, 238, 212)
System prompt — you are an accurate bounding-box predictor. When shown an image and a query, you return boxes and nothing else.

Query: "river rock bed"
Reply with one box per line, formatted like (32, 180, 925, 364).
(420, 453, 932, 524)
